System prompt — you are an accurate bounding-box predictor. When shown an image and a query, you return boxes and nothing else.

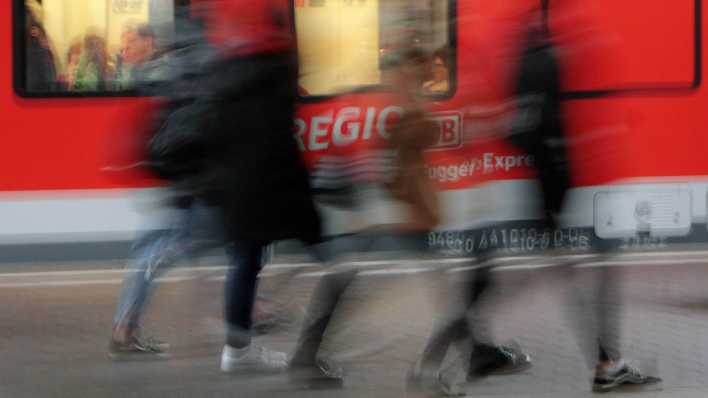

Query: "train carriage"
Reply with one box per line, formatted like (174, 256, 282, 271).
(1, 0, 706, 256)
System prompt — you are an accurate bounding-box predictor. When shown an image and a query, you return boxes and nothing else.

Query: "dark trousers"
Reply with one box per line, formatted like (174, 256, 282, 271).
(419, 236, 623, 374)
(291, 231, 429, 365)
(224, 240, 264, 347)
(418, 258, 495, 373)
(291, 267, 358, 365)
(564, 238, 622, 367)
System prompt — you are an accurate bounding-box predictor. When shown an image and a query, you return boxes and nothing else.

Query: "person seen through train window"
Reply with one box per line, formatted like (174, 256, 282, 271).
(422, 48, 450, 94)
(24, 0, 60, 92)
(60, 41, 82, 90)
(115, 23, 161, 89)
(73, 33, 113, 91)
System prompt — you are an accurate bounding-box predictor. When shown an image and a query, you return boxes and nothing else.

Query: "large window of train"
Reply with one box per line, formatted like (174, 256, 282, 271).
(15, 0, 187, 97)
(294, 0, 455, 97)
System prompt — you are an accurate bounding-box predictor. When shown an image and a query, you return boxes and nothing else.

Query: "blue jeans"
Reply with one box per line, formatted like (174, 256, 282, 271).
(112, 198, 273, 349)
(113, 200, 225, 329)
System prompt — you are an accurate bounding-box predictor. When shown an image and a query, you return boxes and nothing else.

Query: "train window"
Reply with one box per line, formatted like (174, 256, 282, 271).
(294, 0, 456, 97)
(15, 0, 188, 97)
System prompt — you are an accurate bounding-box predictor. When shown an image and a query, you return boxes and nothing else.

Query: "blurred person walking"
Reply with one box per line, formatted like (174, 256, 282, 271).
(288, 47, 441, 386)
(416, 9, 660, 396)
(193, 0, 324, 373)
(410, 9, 661, 396)
(107, 7, 295, 364)
(107, 11, 229, 360)
(509, 13, 661, 392)
(408, 254, 532, 397)
(509, 12, 661, 394)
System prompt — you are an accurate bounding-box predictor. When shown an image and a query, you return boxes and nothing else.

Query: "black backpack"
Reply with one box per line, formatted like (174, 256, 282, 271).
(135, 17, 219, 182)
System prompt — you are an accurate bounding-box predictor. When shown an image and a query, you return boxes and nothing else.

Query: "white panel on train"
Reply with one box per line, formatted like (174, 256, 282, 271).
(594, 186, 692, 239)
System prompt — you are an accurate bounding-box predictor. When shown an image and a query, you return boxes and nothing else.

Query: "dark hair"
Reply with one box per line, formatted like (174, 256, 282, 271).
(84, 34, 110, 84)
(25, 8, 45, 36)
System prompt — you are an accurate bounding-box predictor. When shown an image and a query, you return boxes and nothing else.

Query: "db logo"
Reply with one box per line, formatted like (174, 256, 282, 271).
(430, 112, 463, 150)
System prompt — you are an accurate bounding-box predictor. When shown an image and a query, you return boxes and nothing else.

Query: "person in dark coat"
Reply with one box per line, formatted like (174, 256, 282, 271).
(201, 53, 322, 247)
(193, 0, 323, 373)
(107, 2, 319, 371)
(25, 1, 59, 93)
(508, 18, 661, 395)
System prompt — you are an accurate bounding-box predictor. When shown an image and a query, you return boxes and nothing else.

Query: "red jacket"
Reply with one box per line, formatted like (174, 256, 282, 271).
(193, 0, 293, 57)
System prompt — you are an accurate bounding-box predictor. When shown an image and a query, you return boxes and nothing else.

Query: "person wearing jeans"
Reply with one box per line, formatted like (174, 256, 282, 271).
(109, 196, 225, 358)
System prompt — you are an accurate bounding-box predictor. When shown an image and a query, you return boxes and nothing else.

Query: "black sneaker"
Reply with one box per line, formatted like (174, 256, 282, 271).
(289, 359, 344, 389)
(468, 343, 532, 379)
(109, 336, 170, 361)
(592, 363, 662, 393)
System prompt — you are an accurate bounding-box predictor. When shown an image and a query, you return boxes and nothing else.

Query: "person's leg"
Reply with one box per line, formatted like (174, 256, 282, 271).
(109, 223, 190, 359)
(292, 229, 422, 366)
(409, 252, 474, 396)
(589, 262, 655, 392)
(111, 201, 213, 352)
(290, 267, 357, 366)
(595, 265, 622, 364)
(220, 239, 289, 372)
(564, 239, 622, 368)
(566, 238, 661, 392)
(419, 316, 469, 372)
(463, 243, 531, 379)
(288, 235, 371, 383)
(111, 228, 183, 343)
(409, 229, 472, 370)
(466, 263, 494, 346)
(223, 240, 264, 348)
(564, 258, 599, 368)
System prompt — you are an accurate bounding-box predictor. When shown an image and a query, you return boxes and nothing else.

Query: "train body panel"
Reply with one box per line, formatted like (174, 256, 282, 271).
(1, 0, 706, 249)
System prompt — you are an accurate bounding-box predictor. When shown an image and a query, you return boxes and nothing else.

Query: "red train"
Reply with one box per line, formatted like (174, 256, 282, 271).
(1, 0, 705, 253)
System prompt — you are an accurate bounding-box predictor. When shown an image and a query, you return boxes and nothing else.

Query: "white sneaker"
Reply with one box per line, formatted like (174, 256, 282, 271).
(220, 344, 288, 373)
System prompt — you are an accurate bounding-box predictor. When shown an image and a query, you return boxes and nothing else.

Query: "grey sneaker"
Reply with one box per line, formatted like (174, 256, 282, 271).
(291, 358, 344, 378)
(593, 363, 662, 393)
(289, 358, 344, 389)
(220, 344, 288, 373)
(109, 336, 170, 360)
(468, 342, 532, 379)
